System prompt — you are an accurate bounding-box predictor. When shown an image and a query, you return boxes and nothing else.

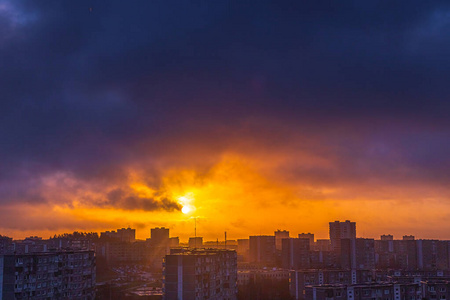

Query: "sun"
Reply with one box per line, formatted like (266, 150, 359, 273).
(181, 205, 191, 214)
(178, 194, 195, 214)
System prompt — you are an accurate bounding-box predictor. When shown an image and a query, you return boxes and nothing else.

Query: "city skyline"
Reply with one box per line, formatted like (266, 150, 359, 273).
(1, 1, 450, 242)
(4, 218, 450, 299)
(0, 220, 446, 243)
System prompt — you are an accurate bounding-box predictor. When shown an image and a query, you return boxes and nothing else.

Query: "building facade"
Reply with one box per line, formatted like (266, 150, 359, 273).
(305, 283, 421, 300)
(0, 250, 96, 300)
(151, 227, 170, 247)
(329, 220, 356, 252)
(163, 249, 237, 300)
(281, 238, 311, 270)
(275, 230, 290, 251)
(249, 236, 276, 266)
(188, 237, 203, 249)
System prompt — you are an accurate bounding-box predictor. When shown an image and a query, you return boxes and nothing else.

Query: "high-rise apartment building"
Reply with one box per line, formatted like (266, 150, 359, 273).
(393, 239, 418, 270)
(340, 238, 375, 270)
(403, 235, 415, 241)
(281, 238, 311, 270)
(298, 233, 314, 248)
(329, 220, 356, 251)
(381, 234, 394, 241)
(315, 239, 331, 251)
(163, 249, 237, 300)
(375, 238, 395, 269)
(249, 236, 276, 266)
(237, 239, 250, 261)
(274, 230, 290, 251)
(100, 227, 135, 242)
(151, 227, 170, 247)
(0, 250, 96, 299)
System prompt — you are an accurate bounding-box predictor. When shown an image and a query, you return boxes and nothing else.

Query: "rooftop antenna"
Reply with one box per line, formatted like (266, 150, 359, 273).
(194, 217, 197, 249)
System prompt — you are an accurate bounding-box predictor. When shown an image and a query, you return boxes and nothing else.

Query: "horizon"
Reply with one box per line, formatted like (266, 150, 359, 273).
(2, 221, 448, 242)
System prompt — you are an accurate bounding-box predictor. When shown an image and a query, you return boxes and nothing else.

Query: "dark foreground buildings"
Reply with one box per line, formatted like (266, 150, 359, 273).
(163, 248, 237, 300)
(0, 250, 96, 300)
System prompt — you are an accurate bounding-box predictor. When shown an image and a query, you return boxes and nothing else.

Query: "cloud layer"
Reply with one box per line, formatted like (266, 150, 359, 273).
(0, 0, 449, 239)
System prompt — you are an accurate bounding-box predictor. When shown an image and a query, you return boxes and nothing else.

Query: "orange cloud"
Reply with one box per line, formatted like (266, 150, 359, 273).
(2, 150, 450, 241)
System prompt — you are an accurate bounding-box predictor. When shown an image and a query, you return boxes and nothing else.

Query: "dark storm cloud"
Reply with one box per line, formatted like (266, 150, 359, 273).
(0, 0, 450, 207)
(106, 188, 181, 212)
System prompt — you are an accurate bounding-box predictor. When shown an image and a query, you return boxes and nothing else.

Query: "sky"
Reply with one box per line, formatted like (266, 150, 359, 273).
(0, 0, 450, 241)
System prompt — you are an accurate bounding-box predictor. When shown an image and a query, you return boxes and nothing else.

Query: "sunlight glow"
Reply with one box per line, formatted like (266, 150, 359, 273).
(181, 205, 191, 214)
(178, 194, 195, 214)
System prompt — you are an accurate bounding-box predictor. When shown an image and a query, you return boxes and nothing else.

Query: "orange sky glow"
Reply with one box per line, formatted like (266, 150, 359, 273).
(2, 150, 449, 242)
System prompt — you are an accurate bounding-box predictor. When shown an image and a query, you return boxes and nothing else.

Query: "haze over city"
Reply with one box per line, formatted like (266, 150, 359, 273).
(1, 0, 450, 242)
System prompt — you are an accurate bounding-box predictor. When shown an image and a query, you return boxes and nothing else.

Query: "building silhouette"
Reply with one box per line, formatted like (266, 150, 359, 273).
(163, 249, 237, 300)
(249, 236, 276, 266)
(188, 237, 203, 249)
(151, 227, 170, 247)
(274, 230, 289, 251)
(329, 220, 356, 251)
(281, 238, 311, 269)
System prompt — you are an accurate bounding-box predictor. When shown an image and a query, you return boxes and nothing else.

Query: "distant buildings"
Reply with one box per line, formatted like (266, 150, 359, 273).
(380, 234, 393, 241)
(238, 268, 290, 299)
(315, 239, 331, 252)
(163, 248, 237, 300)
(98, 240, 146, 264)
(249, 236, 276, 266)
(237, 239, 249, 262)
(12, 236, 49, 254)
(151, 227, 170, 247)
(289, 269, 376, 299)
(274, 230, 289, 251)
(188, 237, 203, 249)
(340, 238, 375, 270)
(96, 227, 183, 268)
(203, 239, 238, 250)
(238, 268, 289, 286)
(281, 238, 311, 270)
(169, 237, 180, 248)
(0, 250, 96, 299)
(100, 227, 135, 243)
(373, 238, 450, 270)
(304, 282, 421, 300)
(298, 233, 315, 248)
(97, 227, 143, 265)
(329, 220, 356, 251)
(403, 235, 415, 241)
